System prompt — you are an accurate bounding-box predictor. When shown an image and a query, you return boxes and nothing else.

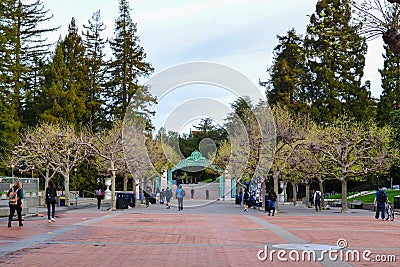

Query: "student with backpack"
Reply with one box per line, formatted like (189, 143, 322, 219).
(374, 185, 387, 220)
(267, 188, 277, 216)
(314, 190, 322, 212)
(7, 180, 24, 227)
(46, 181, 57, 223)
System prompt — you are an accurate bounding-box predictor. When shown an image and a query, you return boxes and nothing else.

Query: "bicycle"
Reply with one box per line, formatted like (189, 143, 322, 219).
(385, 201, 395, 221)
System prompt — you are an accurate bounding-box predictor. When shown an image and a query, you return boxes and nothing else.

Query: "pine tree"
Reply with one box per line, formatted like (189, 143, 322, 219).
(4, 0, 58, 127)
(266, 28, 308, 113)
(106, 0, 155, 123)
(0, 0, 21, 154)
(304, 0, 373, 123)
(377, 45, 400, 125)
(82, 10, 108, 131)
(40, 18, 88, 127)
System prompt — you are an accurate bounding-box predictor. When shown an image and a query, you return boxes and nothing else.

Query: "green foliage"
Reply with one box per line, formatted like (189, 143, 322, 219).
(39, 18, 89, 129)
(378, 45, 400, 126)
(304, 0, 374, 123)
(266, 29, 308, 114)
(105, 0, 155, 123)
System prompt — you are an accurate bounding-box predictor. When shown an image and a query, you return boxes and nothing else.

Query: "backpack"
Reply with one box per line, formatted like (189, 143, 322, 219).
(9, 187, 19, 205)
(378, 190, 387, 203)
(315, 192, 321, 202)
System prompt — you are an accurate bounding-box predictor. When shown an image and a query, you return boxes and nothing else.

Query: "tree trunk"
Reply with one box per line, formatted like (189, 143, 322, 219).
(292, 181, 297, 206)
(262, 180, 266, 211)
(273, 172, 279, 212)
(341, 178, 349, 213)
(319, 179, 324, 209)
(123, 173, 128, 191)
(64, 173, 70, 206)
(111, 170, 116, 211)
(305, 182, 310, 208)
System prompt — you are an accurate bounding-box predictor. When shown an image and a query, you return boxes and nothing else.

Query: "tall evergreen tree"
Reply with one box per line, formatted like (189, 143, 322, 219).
(106, 0, 155, 123)
(3, 0, 57, 127)
(304, 0, 373, 123)
(82, 10, 108, 131)
(40, 18, 88, 127)
(0, 0, 21, 155)
(377, 45, 400, 125)
(265, 29, 308, 113)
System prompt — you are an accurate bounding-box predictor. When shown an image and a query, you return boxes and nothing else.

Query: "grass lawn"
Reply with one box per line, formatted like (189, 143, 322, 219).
(327, 190, 400, 203)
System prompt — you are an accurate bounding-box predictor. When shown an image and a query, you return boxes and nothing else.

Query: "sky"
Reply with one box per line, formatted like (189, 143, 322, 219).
(41, 0, 384, 133)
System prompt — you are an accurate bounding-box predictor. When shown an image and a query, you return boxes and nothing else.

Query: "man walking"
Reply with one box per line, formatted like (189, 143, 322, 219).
(374, 185, 387, 220)
(176, 185, 185, 211)
(165, 187, 172, 209)
(314, 190, 322, 212)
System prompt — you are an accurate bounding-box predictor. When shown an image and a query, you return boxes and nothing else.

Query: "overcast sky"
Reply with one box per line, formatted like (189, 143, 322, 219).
(41, 0, 384, 133)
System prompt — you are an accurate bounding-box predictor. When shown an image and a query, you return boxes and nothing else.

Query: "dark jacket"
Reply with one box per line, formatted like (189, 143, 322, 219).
(45, 186, 57, 204)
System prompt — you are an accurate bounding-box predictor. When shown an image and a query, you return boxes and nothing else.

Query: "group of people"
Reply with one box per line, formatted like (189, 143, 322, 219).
(6, 179, 58, 227)
(145, 186, 186, 210)
(6, 179, 392, 227)
(242, 188, 277, 216)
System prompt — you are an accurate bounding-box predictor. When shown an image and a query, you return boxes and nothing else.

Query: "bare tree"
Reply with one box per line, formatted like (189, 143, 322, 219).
(85, 120, 125, 210)
(354, 0, 400, 53)
(306, 118, 392, 212)
(13, 122, 61, 189)
(12, 122, 88, 206)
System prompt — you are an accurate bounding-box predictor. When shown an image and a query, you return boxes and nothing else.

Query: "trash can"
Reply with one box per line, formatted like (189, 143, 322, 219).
(394, 195, 400, 209)
(59, 195, 65, 206)
(116, 192, 127, 209)
(235, 194, 241, 205)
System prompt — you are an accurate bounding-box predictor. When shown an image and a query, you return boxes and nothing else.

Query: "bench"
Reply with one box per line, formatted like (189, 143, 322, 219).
(349, 200, 363, 209)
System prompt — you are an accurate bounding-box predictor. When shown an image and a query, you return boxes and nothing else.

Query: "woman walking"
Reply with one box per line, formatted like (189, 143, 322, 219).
(46, 181, 57, 222)
(7, 180, 24, 227)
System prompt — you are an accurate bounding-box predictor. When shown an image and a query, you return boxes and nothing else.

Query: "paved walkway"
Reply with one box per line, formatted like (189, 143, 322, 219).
(0, 199, 399, 266)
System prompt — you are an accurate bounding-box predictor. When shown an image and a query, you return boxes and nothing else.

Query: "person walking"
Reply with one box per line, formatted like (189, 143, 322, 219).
(191, 188, 195, 200)
(314, 190, 322, 212)
(7, 180, 24, 227)
(165, 187, 172, 209)
(45, 181, 57, 222)
(176, 185, 185, 211)
(205, 189, 209, 200)
(95, 187, 104, 210)
(374, 185, 387, 220)
(243, 189, 250, 212)
(160, 189, 165, 205)
(267, 188, 277, 216)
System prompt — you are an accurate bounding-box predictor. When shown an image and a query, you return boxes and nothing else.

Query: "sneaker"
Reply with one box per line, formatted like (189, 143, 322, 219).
(51, 218, 56, 222)
(48, 220, 51, 223)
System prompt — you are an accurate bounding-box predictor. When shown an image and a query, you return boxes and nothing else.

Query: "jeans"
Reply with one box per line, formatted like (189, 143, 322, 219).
(315, 200, 321, 211)
(178, 198, 183, 210)
(375, 202, 385, 219)
(9, 203, 22, 222)
(47, 202, 55, 220)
